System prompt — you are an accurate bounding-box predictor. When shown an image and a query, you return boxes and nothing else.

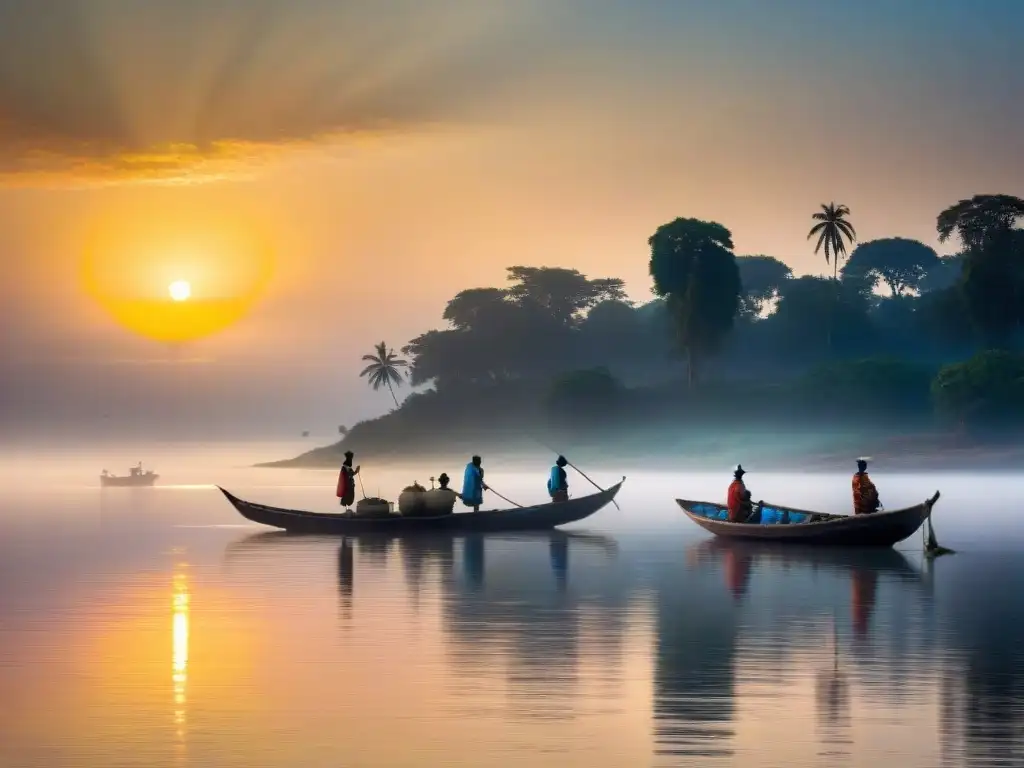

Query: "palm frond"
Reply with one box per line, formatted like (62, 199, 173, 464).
(814, 230, 829, 257)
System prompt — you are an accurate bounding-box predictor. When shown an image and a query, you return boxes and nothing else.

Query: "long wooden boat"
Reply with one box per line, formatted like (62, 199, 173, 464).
(218, 477, 625, 534)
(677, 491, 940, 547)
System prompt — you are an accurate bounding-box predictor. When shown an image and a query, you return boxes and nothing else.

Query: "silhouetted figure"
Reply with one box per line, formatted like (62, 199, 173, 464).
(438, 472, 451, 490)
(461, 455, 488, 511)
(547, 455, 569, 502)
(852, 458, 880, 515)
(336, 450, 361, 509)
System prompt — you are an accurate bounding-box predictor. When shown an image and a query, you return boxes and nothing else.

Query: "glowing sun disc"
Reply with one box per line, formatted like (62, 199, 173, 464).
(168, 280, 192, 302)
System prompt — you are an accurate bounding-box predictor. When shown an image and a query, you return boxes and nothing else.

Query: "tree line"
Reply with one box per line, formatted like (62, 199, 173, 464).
(353, 193, 1023, 441)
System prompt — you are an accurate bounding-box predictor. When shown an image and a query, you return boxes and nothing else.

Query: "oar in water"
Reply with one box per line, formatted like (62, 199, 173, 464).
(534, 438, 620, 511)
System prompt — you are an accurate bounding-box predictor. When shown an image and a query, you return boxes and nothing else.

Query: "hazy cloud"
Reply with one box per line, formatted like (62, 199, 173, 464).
(0, 0, 557, 187)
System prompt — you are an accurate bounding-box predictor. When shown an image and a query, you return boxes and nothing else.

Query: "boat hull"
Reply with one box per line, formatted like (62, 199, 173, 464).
(100, 474, 158, 487)
(219, 478, 625, 534)
(677, 491, 940, 547)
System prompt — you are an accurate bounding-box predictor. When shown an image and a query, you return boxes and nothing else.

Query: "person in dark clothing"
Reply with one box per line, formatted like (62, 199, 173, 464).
(336, 450, 360, 509)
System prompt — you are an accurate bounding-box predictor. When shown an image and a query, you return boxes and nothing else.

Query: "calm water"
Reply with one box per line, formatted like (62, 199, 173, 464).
(2, 443, 1023, 767)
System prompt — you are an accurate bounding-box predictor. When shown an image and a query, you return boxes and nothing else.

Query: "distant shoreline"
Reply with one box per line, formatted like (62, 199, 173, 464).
(258, 433, 1024, 475)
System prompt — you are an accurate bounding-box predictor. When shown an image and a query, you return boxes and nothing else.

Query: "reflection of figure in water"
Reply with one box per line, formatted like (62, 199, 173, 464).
(464, 535, 485, 588)
(549, 533, 569, 590)
(337, 538, 354, 620)
(547, 456, 569, 502)
(850, 567, 878, 638)
(815, 617, 851, 747)
(722, 547, 753, 601)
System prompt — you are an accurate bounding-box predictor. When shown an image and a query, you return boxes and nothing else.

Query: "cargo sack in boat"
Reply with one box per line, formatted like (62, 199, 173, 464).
(422, 488, 457, 516)
(398, 482, 427, 516)
(355, 497, 393, 518)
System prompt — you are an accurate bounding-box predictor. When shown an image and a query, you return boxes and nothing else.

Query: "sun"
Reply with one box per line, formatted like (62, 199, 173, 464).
(168, 280, 192, 302)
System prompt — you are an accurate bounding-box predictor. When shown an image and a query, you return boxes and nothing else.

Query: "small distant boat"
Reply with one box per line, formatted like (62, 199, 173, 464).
(100, 463, 159, 487)
(217, 478, 625, 534)
(677, 491, 940, 548)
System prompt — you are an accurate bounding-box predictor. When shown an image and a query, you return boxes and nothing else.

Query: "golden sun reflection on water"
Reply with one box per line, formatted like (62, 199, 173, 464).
(172, 563, 190, 755)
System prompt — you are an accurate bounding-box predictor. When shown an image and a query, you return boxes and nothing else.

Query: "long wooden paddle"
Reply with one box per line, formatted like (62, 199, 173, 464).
(534, 438, 621, 511)
(485, 485, 524, 508)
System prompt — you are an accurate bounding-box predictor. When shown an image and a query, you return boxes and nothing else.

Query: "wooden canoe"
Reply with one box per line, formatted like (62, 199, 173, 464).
(218, 477, 625, 534)
(677, 491, 940, 547)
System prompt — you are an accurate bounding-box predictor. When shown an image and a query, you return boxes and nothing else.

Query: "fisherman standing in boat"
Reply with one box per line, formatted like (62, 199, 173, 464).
(462, 455, 489, 512)
(852, 458, 880, 515)
(726, 464, 749, 522)
(547, 455, 570, 502)
(336, 450, 361, 510)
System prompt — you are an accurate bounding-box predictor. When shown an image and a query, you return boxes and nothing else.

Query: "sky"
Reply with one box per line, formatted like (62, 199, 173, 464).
(2, 0, 1023, 441)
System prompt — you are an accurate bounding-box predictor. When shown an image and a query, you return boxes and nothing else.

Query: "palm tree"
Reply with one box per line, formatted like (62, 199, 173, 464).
(807, 203, 857, 280)
(359, 341, 408, 408)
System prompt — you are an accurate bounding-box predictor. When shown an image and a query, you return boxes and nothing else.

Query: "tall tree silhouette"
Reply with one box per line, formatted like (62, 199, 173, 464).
(359, 341, 408, 408)
(808, 203, 857, 281)
(648, 218, 742, 388)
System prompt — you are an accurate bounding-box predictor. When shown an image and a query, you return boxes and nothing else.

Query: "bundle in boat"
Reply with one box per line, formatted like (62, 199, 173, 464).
(398, 482, 427, 516)
(422, 488, 457, 516)
(354, 497, 394, 518)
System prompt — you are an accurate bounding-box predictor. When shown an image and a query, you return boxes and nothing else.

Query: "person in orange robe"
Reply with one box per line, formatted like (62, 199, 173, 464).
(726, 464, 749, 522)
(852, 458, 880, 515)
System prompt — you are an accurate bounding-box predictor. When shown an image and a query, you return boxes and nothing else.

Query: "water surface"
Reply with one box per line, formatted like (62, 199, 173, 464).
(1, 444, 1022, 767)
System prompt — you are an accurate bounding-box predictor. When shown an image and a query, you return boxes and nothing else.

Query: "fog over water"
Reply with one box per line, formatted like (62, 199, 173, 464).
(1, 441, 1023, 767)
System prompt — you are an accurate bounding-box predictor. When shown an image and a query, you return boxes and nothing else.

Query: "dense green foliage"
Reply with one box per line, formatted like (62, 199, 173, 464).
(319, 195, 1024, 460)
(931, 351, 1024, 434)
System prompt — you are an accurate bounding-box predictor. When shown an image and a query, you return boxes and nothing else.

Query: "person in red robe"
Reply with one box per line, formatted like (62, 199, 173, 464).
(336, 450, 360, 509)
(726, 464, 748, 522)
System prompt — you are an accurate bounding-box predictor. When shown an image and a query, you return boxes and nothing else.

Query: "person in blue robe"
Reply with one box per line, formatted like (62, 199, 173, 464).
(547, 455, 569, 502)
(462, 455, 487, 511)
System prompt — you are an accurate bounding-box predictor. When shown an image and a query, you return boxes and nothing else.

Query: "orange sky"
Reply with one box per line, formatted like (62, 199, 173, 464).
(2, 1, 1022, 437)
